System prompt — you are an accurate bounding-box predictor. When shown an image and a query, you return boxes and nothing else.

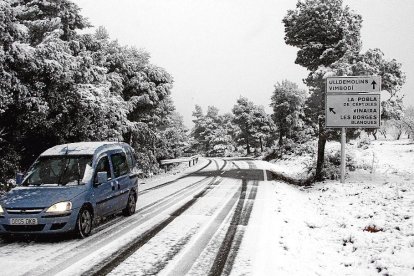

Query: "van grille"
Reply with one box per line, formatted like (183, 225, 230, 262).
(6, 208, 44, 214)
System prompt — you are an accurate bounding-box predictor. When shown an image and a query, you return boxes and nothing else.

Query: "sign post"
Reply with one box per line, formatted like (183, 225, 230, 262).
(341, 128, 346, 183)
(325, 76, 381, 183)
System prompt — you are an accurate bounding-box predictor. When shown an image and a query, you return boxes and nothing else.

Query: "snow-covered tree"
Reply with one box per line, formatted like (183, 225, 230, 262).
(232, 97, 274, 154)
(402, 106, 414, 140)
(283, 0, 362, 71)
(250, 106, 275, 152)
(191, 105, 236, 156)
(0, 0, 184, 182)
(283, 0, 405, 181)
(14, 0, 90, 44)
(232, 97, 256, 154)
(208, 127, 235, 157)
(191, 105, 207, 153)
(0, 1, 92, 170)
(156, 111, 189, 159)
(284, 0, 363, 181)
(271, 80, 307, 145)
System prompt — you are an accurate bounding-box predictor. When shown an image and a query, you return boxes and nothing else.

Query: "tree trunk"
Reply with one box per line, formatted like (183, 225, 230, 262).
(246, 135, 251, 154)
(278, 128, 284, 146)
(396, 130, 402, 140)
(245, 123, 251, 155)
(315, 118, 327, 182)
(372, 130, 377, 140)
(259, 136, 263, 152)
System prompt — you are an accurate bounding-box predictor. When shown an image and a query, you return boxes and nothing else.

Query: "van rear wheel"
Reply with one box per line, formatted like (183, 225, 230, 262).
(123, 192, 136, 216)
(75, 207, 93, 238)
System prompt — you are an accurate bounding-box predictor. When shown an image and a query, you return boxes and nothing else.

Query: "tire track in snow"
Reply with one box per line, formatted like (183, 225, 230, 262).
(83, 161, 229, 276)
(109, 160, 236, 276)
(208, 161, 260, 276)
(162, 179, 241, 275)
(23, 176, 213, 276)
(231, 161, 241, 170)
(222, 180, 258, 276)
(139, 159, 212, 194)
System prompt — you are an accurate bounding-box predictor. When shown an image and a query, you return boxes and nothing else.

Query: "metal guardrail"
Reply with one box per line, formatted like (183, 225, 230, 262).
(159, 155, 201, 172)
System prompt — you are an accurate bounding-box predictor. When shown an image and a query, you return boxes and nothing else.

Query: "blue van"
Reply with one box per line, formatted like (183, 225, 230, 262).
(0, 142, 140, 238)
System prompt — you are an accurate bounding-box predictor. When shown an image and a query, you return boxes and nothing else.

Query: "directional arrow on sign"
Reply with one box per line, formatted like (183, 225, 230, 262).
(371, 80, 377, 90)
(326, 93, 381, 128)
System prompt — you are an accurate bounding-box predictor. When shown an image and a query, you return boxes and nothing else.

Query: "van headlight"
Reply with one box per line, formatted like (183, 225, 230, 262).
(46, 202, 72, 213)
(0, 205, 4, 215)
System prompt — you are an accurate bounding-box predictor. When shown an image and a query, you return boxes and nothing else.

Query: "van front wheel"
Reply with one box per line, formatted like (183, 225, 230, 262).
(123, 192, 136, 216)
(75, 207, 93, 238)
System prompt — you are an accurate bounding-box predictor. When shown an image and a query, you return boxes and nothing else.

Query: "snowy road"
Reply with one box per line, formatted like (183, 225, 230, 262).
(0, 158, 270, 276)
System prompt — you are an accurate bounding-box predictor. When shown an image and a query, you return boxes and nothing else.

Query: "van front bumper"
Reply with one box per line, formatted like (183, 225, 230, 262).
(0, 208, 80, 234)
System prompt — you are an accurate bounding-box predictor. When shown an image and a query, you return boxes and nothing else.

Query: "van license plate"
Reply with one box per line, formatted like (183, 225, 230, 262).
(10, 218, 38, 225)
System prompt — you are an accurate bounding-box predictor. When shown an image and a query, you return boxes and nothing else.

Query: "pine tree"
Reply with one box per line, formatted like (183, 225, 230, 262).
(271, 80, 307, 145)
(283, 0, 403, 181)
(0, 0, 182, 181)
(232, 97, 274, 154)
(191, 105, 237, 156)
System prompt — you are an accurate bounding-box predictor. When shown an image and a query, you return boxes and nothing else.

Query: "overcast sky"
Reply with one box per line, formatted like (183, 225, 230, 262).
(73, 0, 414, 127)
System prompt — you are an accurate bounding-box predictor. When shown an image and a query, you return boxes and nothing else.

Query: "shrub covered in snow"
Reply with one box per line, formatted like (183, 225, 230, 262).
(0, 143, 20, 187)
(315, 150, 356, 180)
(356, 136, 371, 149)
(263, 139, 316, 161)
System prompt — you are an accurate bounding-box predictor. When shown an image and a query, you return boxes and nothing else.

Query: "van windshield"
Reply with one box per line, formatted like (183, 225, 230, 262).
(23, 155, 93, 186)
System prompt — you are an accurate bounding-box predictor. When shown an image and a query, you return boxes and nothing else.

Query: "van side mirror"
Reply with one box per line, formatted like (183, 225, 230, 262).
(95, 172, 108, 186)
(15, 172, 24, 185)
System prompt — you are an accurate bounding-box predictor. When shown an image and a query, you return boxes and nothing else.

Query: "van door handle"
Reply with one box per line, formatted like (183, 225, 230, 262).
(113, 180, 120, 190)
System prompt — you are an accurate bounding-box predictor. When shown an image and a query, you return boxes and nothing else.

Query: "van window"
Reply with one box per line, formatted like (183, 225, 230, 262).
(126, 149, 135, 169)
(111, 153, 129, 178)
(94, 156, 111, 183)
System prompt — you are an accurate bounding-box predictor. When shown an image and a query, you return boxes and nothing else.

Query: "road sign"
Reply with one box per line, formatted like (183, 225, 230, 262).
(325, 76, 382, 184)
(326, 93, 380, 128)
(326, 76, 381, 93)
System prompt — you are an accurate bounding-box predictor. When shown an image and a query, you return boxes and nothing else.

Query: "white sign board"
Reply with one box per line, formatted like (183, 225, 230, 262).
(326, 93, 380, 128)
(326, 76, 381, 93)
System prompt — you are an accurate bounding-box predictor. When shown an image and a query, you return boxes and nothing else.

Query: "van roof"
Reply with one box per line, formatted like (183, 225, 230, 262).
(40, 142, 130, 157)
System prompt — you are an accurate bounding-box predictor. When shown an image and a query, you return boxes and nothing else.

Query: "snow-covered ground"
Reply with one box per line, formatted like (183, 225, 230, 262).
(233, 139, 414, 275)
(140, 158, 210, 191)
(1, 146, 413, 276)
(0, 158, 217, 276)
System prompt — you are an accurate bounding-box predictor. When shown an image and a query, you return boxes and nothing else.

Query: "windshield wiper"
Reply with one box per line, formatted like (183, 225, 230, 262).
(57, 159, 70, 185)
